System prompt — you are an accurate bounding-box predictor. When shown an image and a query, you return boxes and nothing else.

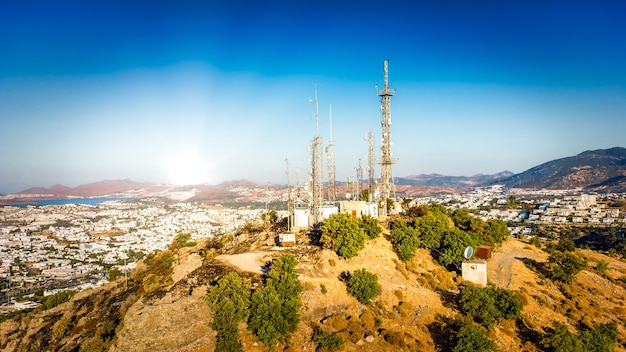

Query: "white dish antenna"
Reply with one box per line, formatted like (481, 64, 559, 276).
(463, 246, 473, 260)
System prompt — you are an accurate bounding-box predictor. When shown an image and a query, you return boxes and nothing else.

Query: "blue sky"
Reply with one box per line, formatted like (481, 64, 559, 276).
(1, 1, 625, 193)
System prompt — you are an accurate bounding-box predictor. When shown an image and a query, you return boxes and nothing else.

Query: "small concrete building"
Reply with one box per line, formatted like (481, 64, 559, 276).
(278, 233, 296, 247)
(462, 259, 487, 286)
(338, 201, 378, 218)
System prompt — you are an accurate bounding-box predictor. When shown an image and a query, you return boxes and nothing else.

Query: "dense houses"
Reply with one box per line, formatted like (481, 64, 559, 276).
(0, 200, 267, 312)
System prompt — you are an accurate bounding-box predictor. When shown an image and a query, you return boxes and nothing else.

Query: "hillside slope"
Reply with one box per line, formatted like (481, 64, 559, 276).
(1, 231, 625, 351)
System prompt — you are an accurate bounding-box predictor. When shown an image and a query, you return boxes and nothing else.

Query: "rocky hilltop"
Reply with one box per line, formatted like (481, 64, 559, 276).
(1, 218, 625, 352)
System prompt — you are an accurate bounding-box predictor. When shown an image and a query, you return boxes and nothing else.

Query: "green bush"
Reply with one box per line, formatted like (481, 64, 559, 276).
(438, 229, 482, 268)
(448, 316, 498, 352)
(359, 214, 382, 239)
(596, 259, 609, 273)
(312, 329, 345, 351)
(206, 272, 251, 352)
(580, 322, 618, 352)
(169, 232, 196, 251)
(414, 213, 449, 248)
(482, 219, 510, 246)
(249, 255, 303, 347)
(540, 321, 584, 352)
(39, 290, 76, 311)
(457, 285, 522, 329)
(346, 269, 380, 305)
(547, 251, 586, 283)
(540, 321, 618, 352)
(321, 213, 367, 259)
(391, 219, 420, 261)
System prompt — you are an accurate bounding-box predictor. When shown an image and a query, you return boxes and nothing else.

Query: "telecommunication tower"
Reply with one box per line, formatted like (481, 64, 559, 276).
(377, 59, 397, 217)
(326, 105, 336, 202)
(355, 159, 364, 201)
(310, 84, 324, 224)
(366, 131, 375, 202)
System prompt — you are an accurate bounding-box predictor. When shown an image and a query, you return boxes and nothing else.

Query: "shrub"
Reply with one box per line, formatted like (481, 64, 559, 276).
(346, 269, 380, 305)
(168, 232, 196, 251)
(206, 272, 251, 352)
(547, 251, 586, 283)
(457, 285, 522, 329)
(359, 214, 382, 239)
(540, 321, 584, 352)
(414, 213, 449, 248)
(580, 322, 618, 352)
(448, 316, 498, 352)
(312, 329, 345, 351)
(540, 321, 619, 352)
(482, 219, 510, 246)
(40, 290, 76, 311)
(391, 219, 420, 261)
(321, 213, 367, 259)
(438, 229, 482, 268)
(249, 255, 303, 347)
(596, 259, 609, 273)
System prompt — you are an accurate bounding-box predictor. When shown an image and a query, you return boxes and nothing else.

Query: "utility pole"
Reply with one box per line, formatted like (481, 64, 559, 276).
(376, 59, 397, 217)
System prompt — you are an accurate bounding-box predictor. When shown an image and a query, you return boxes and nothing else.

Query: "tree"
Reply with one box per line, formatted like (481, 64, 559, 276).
(206, 272, 251, 352)
(438, 229, 482, 268)
(451, 208, 485, 236)
(391, 219, 420, 261)
(448, 316, 498, 352)
(168, 232, 195, 251)
(547, 251, 586, 283)
(482, 219, 510, 246)
(359, 214, 382, 239)
(457, 285, 523, 329)
(540, 321, 584, 352)
(249, 255, 303, 347)
(347, 269, 380, 305)
(414, 213, 449, 248)
(321, 212, 366, 259)
(596, 259, 609, 273)
(580, 322, 618, 352)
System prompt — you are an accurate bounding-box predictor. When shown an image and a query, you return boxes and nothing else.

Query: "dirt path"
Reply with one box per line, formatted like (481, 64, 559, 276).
(489, 239, 548, 289)
(213, 252, 276, 274)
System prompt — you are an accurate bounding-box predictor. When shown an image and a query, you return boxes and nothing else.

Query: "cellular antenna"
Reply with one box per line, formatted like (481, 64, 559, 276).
(377, 59, 398, 217)
(326, 104, 336, 202)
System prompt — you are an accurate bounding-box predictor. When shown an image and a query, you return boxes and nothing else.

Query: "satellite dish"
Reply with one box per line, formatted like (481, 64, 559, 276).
(463, 246, 473, 260)
(345, 193, 352, 200)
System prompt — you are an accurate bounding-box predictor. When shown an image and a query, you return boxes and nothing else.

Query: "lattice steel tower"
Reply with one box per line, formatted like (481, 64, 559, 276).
(366, 131, 375, 202)
(355, 159, 364, 201)
(310, 84, 324, 224)
(326, 105, 336, 202)
(377, 59, 397, 217)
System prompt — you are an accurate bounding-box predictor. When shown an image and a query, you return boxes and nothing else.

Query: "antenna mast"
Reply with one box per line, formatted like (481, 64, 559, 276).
(326, 104, 336, 202)
(356, 159, 364, 201)
(285, 158, 291, 231)
(310, 84, 324, 224)
(377, 59, 397, 217)
(366, 131, 375, 202)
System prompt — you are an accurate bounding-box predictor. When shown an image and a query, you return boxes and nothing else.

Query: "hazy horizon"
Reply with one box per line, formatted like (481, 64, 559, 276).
(2, 1, 626, 194)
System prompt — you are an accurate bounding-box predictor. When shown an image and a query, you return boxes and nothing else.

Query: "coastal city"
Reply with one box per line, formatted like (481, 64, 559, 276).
(1, 185, 625, 315)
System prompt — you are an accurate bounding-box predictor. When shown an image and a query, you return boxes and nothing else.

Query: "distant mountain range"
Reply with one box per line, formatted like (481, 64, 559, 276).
(491, 147, 626, 192)
(3, 147, 625, 203)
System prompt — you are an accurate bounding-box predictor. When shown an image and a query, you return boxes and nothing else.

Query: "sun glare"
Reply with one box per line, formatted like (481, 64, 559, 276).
(168, 152, 210, 185)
